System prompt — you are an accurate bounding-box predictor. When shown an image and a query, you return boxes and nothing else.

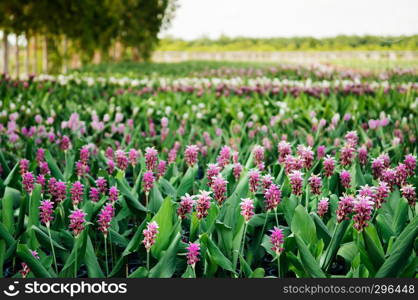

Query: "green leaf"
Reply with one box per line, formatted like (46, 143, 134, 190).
(177, 166, 197, 197)
(295, 235, 326, 278)
(151, 198, 175, 258)
(200, 233, 235, 273)
(63, 151, 75, 181)
(85, 236, 105, 278)
(44, 150, 64, 181)
(392, 198, 409, 234)
(59, 230, 88, 278)
(149, 184, 164, 213)
(282, 195, 298, 226)
(128, 266, 149, 278)
(116, 176, 146, 212)
(375, 216, 418, 278)
(3, 163, 19, 187)
(1, 187, 19, 234)
(122, 218, 149, 256)
(181, 265, 196, 278)
(16, 244, 51, 278)
(148, 232, 181, 278)
(311, 213, 331, 245)
(291, 205, 316, 244)
(320, 220, 349, 271)
(362, 225, 385, 270)
(250, 267, 265, 278)
(32, 225, 66, 251)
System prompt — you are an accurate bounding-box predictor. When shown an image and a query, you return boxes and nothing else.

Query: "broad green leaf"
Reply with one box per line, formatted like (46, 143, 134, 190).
(291, 205, 316, 244)
(295, 235, 326, 278)
(148, 232, 181, 278)
(16, 244, 51, 278)
(151, 198, 175, 258)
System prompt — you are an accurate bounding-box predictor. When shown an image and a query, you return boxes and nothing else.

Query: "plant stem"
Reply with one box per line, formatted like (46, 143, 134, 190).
(146, 250, 150, 271)
(258, 211, 269, 249)
(47, 225, 58, 275)
(238, 222, 248, 277)
(74, 236, 78, 278)
(274, 208, 279, 227)
(104, 235, 109, 277)
(277, 254, 281, 278)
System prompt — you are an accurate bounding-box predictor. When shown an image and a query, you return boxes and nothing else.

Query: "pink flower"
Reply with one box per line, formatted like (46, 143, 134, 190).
(145, 147, 158, 171)
(262, 174, 274, 190)
(20, 159, 29, 175)
(278, 141, 291, 164)
(401, 185, 416, 207)
(157, 160, 167, 179)
(96, 177, 107, 194)
(89, 187, 100, 202)
(105, 147, 114, 160)
(60, 135, 71, 151)
(395, 163, 408, 186)
(337, 194, 355, 222)
(196, 190, 212, 220)
(317, 197, 329, 217)
(340, 143, 356, 166)
(142, 221, 159, 251)
(217, 145, 231, 168)
(404, 154, 416, 176)
(129, 149, 139, 167)
(358, 146, 368, 166)
(378, 153, 390, 168)
(39, 161, 50, 175)
(115, 150, 129, 171)
(371, 157, 385, 178)
(232, 163, 243, 180)
(36, 174, 46, 192)
(22, 172, 35, 194)
(108, 186, 119, 203)
(317, 145, 326, 159)
(177, 194, 194, 219)
(54, 181, 67, 203)
(264, 183, 281, 211)
(270, 227, 284, 255)
(289, 170, 303, 196)
(184, 145, 199, 167)
(36, 148, 45, 163)
(186, 242, 200, 266)
(323, 155, 335, 177)
(79, 147, 90, 164)
(374, 181, 390, 208)
(97, 203, 115, 236)
(240, 198, 255, 222)
(345, 131, 358, 147)
(248, 169, 260, 193)
(211, 174, 228, 205)
(206, 163, 221, 186)
(75, 160, 90, 177)
(107, 159, 115, 174)
(353, 196, 373, 232)
(340, 170, 351, 189)
(253, 145, 265, 169)
(297, 145, 314, 169)
(143, 171, 155, 193)
(39, 200, 54, 226)
(284, 155, 303, 174)
(381, 168, 396, 189)
(69, 209, 87, 236)
(308, 174, 322, 195)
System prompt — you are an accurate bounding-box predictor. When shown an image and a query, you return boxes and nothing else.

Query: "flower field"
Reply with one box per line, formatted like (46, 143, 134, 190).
(0, 62, 417, 278)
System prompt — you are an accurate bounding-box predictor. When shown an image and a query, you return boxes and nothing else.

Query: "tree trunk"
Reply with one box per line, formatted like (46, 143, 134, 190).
(2, 31, 8, 74)
(25, 33, 30, 76)
(62, 35, 68, 73)
(42, 36, 48, 73)
(15, 35, 20, 78)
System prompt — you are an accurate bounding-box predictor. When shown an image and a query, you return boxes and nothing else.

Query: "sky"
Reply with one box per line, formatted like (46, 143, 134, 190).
(162, 0, 418, 40)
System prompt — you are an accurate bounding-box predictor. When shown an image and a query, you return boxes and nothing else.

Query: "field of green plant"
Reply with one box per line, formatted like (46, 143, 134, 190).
(0, 62, 417, 278)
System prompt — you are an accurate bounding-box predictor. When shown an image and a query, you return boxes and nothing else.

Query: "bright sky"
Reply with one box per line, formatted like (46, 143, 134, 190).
(162, 0, 418, 39)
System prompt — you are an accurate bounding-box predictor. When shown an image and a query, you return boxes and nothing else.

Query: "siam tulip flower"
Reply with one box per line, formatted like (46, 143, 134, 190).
(353, 196, 374, 232)
(358, 146, 368, 166)
(145, 147, 158, 171)
(337, 194, 355, 222)
(168, 144, 179, 164)
(186, 242, 200, 266)
(22, 172, 35, 194)
(39, 200, 54, 226)
(289, 170, 303, 196)
(270, 227, 284, 255)
(232, 163, 243, 180)
(404, 154, 416, 176)
(240, 198, 255, 222)
(142, 221, 159, 251)
(340, 143, 356, 166)
(96, 177, 107, 194)
(317, 145, 326, 159)
(75, 160, 90, 177)
(395, 163, 408, 186)
(308, 174, 322, 195)
(97, 203, 115, 236)
(20, 159, 29, 175)
(264, 183, 281, 211)
(297, 145, 314, 169)
(345, 131, 358, 147)
(317, 197, 329, 217)
(69, 209, 87, 236)
(381, 168, 396, 189)
(36, 174, 46, 192)
(278, 141, 291, 164)
(108, 186, 119, 203)
(248, 169, 261, 193)
(89, 187, 100, 202)
(340, 170, 351, 189)
(107, 159, 115, 174)
(217, 145, 231, 168)
(377, 153, 391, 168)
(70, 181, 84, 207)
(358, 185, 375, 202)
(262, 174, 274, 190)
(39, 161, 50, 175)
(283, 154, 303, 174)
(232, 151, 239, 164)
(211, 174, 228, 205)
(36, 148, 45, 163)
(400, 185, 416, 207)
(253, 145, 265, 169)
(143, 171, 155, 194)
(79, 147, 90, 164)
(60, 135, 71, 151)
(157, 160, 167, 179)
(184, 145, 199, 167)
(177, 194, 194, 219)
(128, 149, 139, 167)
(323, 155, 336, 177)
(115, 150, 129, 171)
(54, 180, 67, 203)
(206, 163, 221, 186)
(371, 157, 385, 179)
(105, 147, 114, 160)
(374, 181, 390, 208)
(196, 190, 212, 220)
